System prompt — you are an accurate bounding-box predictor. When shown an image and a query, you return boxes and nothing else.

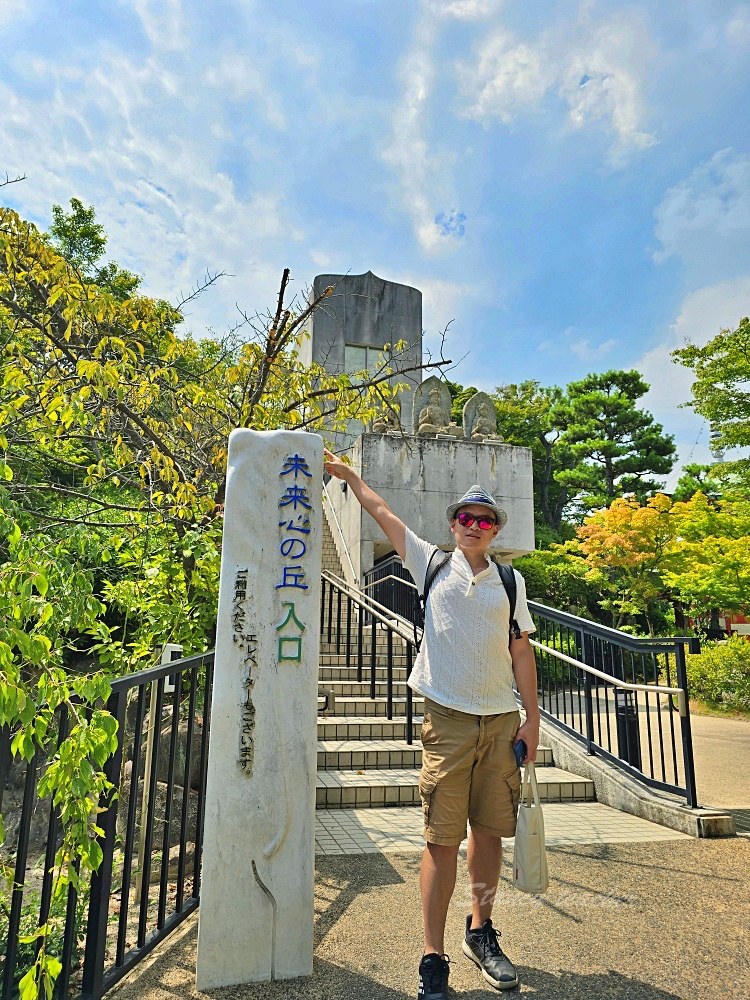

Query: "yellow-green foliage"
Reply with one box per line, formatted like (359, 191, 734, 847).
(685, 635, 750, 712)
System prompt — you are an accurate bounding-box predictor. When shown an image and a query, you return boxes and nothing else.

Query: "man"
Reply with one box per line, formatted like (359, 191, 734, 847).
(323, 450, 540, 999)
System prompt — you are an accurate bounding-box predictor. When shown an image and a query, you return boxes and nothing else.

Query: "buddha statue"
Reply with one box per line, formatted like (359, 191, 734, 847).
(417, 387, 450, 436)
(372, 403, 401, 434)
(463, 391, 504, 442)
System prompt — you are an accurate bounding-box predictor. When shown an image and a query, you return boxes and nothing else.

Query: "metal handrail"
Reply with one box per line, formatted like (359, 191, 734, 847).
(322, 480, 358, 584)
(322, 570, 416, 644)
(361, 573, 418, 592)
(529, 600, 700, 653)
(529, 639, 688, 716)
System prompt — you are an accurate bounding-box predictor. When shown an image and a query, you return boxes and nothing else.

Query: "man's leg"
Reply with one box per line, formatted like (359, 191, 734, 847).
(461, 710, 522, 990)
(420, 842, 460, 955)
(466, 827, 502, 928)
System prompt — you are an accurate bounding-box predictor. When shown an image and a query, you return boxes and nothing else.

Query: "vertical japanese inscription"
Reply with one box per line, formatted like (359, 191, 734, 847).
(233, 568, 257, 774)
(276, 453, 312, 663)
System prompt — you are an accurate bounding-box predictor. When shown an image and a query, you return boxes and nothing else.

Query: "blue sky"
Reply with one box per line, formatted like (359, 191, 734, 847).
(3, 0, 750, 487)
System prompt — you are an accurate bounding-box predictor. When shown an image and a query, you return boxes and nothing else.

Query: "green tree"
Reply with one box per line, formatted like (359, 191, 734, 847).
(446, 383, 479, 425)
(553, 369, 676, 510)
(0, 199, 448, 995)
(664, 491, 750, 618)
(573, 493, 676, 634)
(671, 463, 724, 503)
(47, 197, 142, 301)
(672, 316, 750, 488)
(493, 380, 576, 536)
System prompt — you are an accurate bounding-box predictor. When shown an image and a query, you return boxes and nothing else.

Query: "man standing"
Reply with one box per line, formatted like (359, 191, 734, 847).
(323, 450, 540, 999)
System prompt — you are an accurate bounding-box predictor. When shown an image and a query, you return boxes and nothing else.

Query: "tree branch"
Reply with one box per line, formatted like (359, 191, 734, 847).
(1, 171, 26, 188)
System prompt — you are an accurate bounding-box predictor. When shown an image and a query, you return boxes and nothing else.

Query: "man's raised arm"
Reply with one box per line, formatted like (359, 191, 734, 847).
(324, 448, 407, 560)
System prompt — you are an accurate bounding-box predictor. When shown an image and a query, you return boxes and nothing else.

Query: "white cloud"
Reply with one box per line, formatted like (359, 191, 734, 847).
(129, 0, 187, 52)
(423, 0, 501, 20)
(653, 149, 750, 284)
(725, 8, 750, 47)
(557, 15, 656, 162)
(0, 44, 303, 339)
(309, 249, 333, 268)
(382, 19, 465, 254)
(0, 0, 30, 27)
(637, 277, 750, 487)
(569, 337, 617, 363)
(384, 272, 474, 365)
(205, 54, 287, 130)
(459, 30, 553, 123)
(459, 9, 656, 162)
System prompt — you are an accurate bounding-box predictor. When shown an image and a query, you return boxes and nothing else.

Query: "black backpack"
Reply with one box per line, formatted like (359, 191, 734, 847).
(413, 548, 521, 652)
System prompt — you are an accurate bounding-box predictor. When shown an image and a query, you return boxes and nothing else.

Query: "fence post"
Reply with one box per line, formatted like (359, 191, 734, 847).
(1, 748, 38, 1000)
(81, 688, 128, 1000)
(675, 642, 699, 808)
(581, 631, 595, 755)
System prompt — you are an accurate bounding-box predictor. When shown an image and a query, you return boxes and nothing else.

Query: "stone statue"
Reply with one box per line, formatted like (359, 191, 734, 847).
(463, 392, 504, 442)
(413, 376, 452, 437)
(372, 403, 401, 434)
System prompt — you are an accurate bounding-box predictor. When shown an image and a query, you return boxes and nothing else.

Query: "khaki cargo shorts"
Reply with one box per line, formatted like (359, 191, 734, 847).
(419, 698, 522, 846)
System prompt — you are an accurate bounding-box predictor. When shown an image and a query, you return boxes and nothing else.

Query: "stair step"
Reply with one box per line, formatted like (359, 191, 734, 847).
(318, 666, 408, 681)
(318, 739, 421, 770)
(319, 681, 410, 697)
(317, 740, 554, 771)
(320, 635, 410, 646)
(316, 766, 596, 809)
(317, 716, 422, 741)
(319, 696, 423, 717)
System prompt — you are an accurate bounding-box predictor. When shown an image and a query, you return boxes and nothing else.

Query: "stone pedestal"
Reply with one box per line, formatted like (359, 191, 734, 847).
(196, 429, 322, 989)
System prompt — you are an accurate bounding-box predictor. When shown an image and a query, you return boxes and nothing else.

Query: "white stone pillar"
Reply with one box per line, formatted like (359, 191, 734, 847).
(196, 429, 322, 989)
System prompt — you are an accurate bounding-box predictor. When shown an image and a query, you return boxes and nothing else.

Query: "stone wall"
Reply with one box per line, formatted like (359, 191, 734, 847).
(326, 433, 535, 578)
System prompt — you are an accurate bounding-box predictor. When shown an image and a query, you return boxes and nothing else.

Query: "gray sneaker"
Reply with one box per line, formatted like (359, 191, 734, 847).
(462, 917, 519, 990)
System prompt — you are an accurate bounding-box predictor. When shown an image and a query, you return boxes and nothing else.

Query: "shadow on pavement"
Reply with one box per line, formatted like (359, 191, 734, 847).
(314, 852, 409, 947)
(729, 808, 750, 835)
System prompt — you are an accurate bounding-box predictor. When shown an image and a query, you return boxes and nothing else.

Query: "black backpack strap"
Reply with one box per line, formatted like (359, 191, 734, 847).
(414, 548, 452, 651)
(422, 549, 452, 606)
(497, 563, 522, 641)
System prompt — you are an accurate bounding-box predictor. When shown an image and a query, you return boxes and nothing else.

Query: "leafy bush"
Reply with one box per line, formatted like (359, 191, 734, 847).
(685, 635, 750, 712)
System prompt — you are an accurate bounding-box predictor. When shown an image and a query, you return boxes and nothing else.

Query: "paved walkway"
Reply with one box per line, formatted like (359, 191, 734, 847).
(689, 713, 750, 807)
(110, 838, 750, 1000)
(105, 713, 750, 999)
(315, 802, 691, 854)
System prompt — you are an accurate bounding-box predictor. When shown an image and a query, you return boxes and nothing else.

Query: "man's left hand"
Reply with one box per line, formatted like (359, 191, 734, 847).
(514, 717, 540, 764)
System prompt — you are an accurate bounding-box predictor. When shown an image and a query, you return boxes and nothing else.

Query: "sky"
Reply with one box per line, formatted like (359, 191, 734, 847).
(2, 0, 750, 489)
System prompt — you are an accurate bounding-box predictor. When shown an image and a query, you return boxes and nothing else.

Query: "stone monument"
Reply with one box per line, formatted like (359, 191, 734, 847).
(463, 391, 503, 442)
(196, 429, 322, 989)
(297, 271, 423, 438)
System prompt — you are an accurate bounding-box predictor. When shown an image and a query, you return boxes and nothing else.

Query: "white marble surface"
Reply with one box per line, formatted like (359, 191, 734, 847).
(196, 429, 322, 989)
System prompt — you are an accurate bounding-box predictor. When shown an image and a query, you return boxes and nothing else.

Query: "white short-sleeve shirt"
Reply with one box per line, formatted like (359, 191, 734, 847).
(403, 527, 535, 716)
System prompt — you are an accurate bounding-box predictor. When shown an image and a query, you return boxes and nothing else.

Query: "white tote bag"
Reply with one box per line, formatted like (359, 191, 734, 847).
(512, 762, 549, 894)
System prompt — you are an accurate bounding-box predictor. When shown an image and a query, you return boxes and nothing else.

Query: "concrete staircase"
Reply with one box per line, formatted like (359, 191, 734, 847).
(315, 626, 596, 811)
(316, 515, 597, 812)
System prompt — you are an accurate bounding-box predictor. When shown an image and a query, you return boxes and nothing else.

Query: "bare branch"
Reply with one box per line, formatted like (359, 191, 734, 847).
(1, 171, 26, 188)
(281, 356, 452, 413)
(174, 269, 228, 312)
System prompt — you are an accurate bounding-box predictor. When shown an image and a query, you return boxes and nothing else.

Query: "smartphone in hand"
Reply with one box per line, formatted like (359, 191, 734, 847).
(514, 739, 527, 768)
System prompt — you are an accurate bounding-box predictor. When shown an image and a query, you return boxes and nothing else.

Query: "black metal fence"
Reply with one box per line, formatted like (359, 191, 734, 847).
(321, 573, 417, 743)
(0, 651, 213, 1000)
(529, 603, 699, 806)
(362, 554, 421, 624)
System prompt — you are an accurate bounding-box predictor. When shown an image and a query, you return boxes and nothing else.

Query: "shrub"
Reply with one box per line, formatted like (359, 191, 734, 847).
(685, 635, 750, 712)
